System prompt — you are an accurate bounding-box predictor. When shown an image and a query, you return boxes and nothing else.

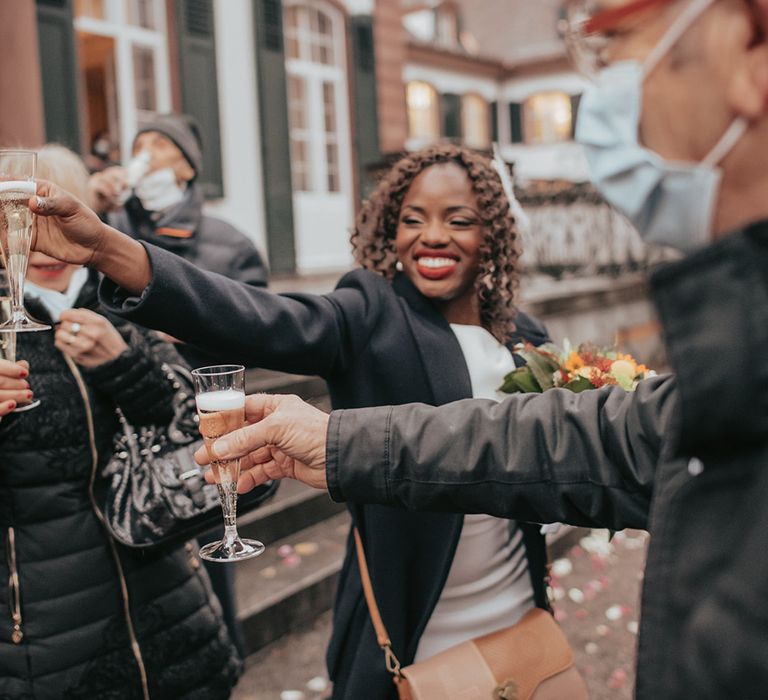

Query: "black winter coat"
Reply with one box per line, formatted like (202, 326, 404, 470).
(100, 245, 553, 700)
(0, 273, 241, 699)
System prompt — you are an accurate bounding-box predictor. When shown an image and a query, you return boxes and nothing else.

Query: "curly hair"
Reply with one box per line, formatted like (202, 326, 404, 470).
(351, 143, 521, 343)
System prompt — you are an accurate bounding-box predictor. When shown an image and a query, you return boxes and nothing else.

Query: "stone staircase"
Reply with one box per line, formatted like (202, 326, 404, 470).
(233, 369, 349, 654)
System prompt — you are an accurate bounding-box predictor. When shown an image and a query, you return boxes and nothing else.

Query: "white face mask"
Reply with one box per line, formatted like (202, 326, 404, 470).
(575, 0, 749, 251)
(134, 167, 186, 213)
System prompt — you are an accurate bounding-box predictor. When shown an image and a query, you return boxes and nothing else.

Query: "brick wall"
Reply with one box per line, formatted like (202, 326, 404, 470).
(374, 0, 408, 153)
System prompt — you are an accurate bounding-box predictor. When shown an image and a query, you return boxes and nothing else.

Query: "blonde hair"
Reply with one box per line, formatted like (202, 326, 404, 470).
(35, 144, 93, 208)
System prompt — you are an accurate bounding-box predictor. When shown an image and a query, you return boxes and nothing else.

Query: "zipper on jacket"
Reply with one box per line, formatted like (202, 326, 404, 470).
(63, 354, 151, 700)
(6, 526, 23, 644)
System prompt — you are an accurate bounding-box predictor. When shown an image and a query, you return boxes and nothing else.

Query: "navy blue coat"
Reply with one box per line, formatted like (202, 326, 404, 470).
(101, 245, 552, 699)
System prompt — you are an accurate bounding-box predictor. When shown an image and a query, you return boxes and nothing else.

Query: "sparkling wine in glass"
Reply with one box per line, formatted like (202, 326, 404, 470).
(0, 150, 49, 333)
(0, 297, 40, 412)
(193, 364, 264, 562)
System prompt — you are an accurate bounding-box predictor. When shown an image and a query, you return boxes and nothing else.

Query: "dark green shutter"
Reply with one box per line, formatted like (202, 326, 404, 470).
(350, 15, 380, 198)
(175, 0, 223, 198)
(36, 0, 81, 151)
(253, 0, 296, 273)
(509, 102, 523, 144)
(490, 101, 498, 143)
(441, 93, 461, 141)
(570, 93, 582, 139)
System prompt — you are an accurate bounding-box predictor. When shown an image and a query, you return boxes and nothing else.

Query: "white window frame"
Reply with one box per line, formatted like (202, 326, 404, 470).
(284, 0, 351, 197)
(74, 0, 172, 160)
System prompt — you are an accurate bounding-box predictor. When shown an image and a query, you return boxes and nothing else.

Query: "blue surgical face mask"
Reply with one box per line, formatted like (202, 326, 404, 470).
(576, 0, 749, 251)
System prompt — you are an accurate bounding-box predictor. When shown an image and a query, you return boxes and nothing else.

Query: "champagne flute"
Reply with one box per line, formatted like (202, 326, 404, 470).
(193, 364, 264, 562)
(0, 297, 40, 412)
(0, 150, 50, 333)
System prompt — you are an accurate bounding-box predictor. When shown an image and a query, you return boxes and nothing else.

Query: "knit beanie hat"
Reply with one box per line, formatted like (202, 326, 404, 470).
(134, 113, 203, 177)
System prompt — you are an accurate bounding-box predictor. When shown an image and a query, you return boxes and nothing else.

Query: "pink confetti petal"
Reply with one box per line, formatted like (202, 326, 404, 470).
(554, 608, 568, 622)
(282, 554, 301, 568)
(596, 624, 611, 637)
(277, 544, 294, 558)
(607, 668, 628, 689)
(575, 609, 589, 619)
(570, 545, 585, 558)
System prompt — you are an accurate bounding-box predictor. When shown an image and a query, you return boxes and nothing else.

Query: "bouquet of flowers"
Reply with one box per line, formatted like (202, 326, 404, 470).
(499, 341, 654, 395)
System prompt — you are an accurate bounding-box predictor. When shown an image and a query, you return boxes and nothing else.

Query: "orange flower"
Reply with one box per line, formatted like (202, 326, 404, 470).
(565, 351, 585, 373)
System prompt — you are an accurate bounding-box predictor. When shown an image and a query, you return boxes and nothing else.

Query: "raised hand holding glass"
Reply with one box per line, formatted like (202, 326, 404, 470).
(193, 364, 264, 562)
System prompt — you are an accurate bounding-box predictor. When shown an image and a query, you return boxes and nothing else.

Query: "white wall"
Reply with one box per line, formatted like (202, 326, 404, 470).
(205, 0, 268, 256)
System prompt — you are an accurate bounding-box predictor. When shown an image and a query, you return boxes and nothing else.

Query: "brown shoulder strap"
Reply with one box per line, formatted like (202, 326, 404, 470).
(353, 527, 403, 677)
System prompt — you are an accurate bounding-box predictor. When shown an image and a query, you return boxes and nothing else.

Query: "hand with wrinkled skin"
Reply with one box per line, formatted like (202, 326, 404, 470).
(0, 359, 31, 416)
(56, 309, 129, 368)
(195, 394, 329, 492)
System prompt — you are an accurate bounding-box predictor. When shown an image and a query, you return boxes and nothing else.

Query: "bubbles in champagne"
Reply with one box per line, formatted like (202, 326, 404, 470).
(0, 183, 35, 301)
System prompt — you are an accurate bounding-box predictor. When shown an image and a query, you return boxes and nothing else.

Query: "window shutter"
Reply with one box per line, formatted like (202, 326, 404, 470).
(570, 93, 582, 139)
(36, 0, 81, 151)
(174, 0, 223, 198)
(441, 93, 461, 140)
(490, 101, 498, 143)
(509, 102, 523, 144)
(350, 15, 380, 198)
(253, 0, 296, 273)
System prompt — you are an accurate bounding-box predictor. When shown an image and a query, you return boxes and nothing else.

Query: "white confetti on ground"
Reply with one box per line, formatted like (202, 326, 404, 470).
(579, 530, 614, 557)
(568, 588, 585, 604)
(280, 692, 305, 700)
(306, 677, 328, 693)
(585, 642, 600, 655)
(605, 605, 623, 621)
(552, 558, 573, 578)
(627, 620, 639, 634)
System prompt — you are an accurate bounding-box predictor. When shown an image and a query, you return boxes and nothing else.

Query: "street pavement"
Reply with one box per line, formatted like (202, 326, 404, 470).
(233, 528, 648, 700)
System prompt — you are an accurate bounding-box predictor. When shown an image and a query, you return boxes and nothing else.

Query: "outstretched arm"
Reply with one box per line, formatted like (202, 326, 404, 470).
(198, 376, 678, 531)
(31, 182, 379, 377)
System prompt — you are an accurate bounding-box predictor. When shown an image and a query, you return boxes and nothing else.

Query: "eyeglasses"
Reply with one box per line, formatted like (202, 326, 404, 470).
(559, 0, 678, 76)
(559, 0, 768, 77)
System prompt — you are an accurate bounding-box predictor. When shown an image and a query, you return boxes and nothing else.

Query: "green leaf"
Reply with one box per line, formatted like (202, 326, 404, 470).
(563, 375, 594, 393)
(498, 367, 542, 394)
(515, 344, 560, 391)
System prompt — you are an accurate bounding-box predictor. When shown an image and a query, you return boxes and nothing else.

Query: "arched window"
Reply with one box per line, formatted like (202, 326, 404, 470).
(284, 3, 347, 193)
(406, 81, 440, 143)
(524, 92, 573, 144)
(461, 94, 490, 149)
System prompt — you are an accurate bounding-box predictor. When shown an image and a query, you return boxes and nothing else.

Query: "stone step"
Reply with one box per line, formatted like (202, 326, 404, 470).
(236, 511, 351, 654)
(238, 479, 347, 546)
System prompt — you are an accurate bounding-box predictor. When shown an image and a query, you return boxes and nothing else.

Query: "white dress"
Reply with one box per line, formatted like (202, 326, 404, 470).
(414, 323, 536, 662)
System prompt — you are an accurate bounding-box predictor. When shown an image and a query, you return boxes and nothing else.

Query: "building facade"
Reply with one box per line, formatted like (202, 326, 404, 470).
(1, 0, 611, 276)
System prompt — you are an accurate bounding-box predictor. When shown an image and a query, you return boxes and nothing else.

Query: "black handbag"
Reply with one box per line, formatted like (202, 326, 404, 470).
(101, 363, 276, 548)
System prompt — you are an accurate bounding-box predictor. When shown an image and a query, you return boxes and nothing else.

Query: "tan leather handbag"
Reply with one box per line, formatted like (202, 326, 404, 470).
(354, 528, 589, 700)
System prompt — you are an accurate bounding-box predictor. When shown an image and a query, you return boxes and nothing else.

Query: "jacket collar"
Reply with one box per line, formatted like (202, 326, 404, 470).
(392, 272, 472, 405)
(122, 184, 203, 255)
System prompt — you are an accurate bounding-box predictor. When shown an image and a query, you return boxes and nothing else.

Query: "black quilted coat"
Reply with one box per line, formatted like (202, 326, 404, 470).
(0, 273, 241, 699)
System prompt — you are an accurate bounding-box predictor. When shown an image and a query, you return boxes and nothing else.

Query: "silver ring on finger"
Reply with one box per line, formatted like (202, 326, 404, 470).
(70, 322, 81, 337)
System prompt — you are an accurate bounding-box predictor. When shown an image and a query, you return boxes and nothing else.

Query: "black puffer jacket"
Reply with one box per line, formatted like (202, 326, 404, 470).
(0, 273, 241, 699)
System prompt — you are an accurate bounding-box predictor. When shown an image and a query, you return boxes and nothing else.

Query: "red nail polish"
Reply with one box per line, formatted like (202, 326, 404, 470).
(27, 391, 33, 399)
(20, 370, 28, 378)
